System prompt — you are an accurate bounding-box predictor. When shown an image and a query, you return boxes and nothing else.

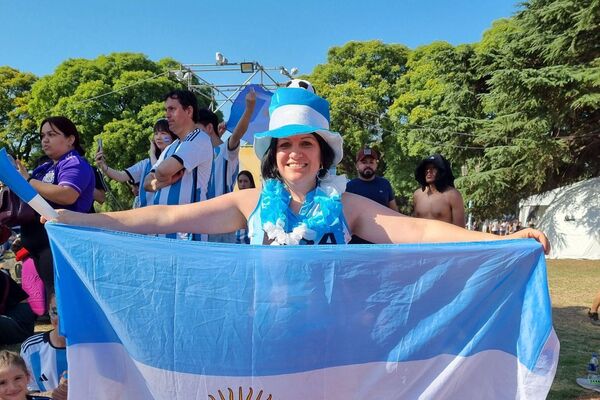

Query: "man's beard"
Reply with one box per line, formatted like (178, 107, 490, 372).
(359, 168, 374, 179)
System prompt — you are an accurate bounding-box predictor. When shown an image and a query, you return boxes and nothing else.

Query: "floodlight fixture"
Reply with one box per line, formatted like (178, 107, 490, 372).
(290, 67, 299, 76)
(215, 52, 224, 65)
(279, 67, 292, 79)
(240, 62, 255, 73)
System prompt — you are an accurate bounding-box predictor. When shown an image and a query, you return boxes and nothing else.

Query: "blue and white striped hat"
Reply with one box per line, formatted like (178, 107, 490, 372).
(253, 88, 343, 165)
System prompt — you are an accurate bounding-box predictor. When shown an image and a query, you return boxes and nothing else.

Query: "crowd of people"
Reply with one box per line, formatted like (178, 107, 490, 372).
(0, 81, 556, 398)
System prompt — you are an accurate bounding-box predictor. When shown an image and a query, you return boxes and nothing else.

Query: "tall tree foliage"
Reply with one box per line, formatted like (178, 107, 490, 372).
(308, 0, 598, 218)
(308, 41, 409, 177)
(388, 42, 484, 202)
(27, 53, 185, 157)
(460, 0, 600, 217)
(0, 67, 37, 158)
(2, 53, 214, 208)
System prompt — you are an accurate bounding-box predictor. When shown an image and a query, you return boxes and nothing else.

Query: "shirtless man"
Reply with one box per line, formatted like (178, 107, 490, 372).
(413, 154, 465, 228)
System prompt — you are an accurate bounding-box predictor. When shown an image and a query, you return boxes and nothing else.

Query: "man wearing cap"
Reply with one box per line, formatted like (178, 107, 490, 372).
(346, 147, 398, 211)
(413, 154, 465, 227)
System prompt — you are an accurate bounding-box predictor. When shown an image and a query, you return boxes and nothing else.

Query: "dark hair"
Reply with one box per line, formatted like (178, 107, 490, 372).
(197, 108, 219, 136)
(40, 116, 85, 155)
(237, 170, 256, 188)
(414, 153, 456, 192)
(152, 119, 177, 159)
(0, 350, 28, 375)
(164, 90, 199, 123)
(261, 133, 335, 181)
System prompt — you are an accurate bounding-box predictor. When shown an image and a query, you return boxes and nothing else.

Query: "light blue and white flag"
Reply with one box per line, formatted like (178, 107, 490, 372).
(47, 223, 558, 400)
(226, 84, 272, 144)
(0, 147, 57, 219)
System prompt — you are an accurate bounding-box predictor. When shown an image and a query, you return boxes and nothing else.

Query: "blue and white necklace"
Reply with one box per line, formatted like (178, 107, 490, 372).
(260, 175, 347, 245)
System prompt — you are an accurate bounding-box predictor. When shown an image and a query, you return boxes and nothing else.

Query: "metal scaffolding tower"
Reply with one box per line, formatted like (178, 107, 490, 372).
(170, 56, 297, 113)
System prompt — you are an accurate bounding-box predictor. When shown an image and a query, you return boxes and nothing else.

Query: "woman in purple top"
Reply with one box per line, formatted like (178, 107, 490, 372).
(16, 116, 95, 295)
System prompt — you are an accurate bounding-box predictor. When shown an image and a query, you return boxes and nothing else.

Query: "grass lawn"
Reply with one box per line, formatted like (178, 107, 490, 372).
(1, 257, 599, 398)
(547, 259, 600, 400)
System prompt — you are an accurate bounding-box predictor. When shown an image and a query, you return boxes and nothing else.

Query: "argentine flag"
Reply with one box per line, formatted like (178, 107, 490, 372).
(47, 223, 558, 399)
(226, 84, 273, 144)
(0, 148, 57, 220)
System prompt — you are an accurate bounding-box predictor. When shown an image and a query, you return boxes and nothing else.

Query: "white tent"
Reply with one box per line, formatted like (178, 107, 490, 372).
(518, 177, 600, 259)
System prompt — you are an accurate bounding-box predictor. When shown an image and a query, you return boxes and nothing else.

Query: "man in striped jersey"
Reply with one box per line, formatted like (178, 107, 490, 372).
(206, 89, 256, 243)
(143, 90, 213, 240)
(20, 293, 68, 395)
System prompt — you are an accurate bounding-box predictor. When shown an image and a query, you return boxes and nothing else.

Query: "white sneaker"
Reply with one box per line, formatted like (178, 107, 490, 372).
(576, 376, 600, 392)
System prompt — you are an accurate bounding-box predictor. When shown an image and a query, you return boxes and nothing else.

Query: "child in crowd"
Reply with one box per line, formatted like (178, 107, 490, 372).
(0, 350, 51, 400)
(20, 293, 67, 394)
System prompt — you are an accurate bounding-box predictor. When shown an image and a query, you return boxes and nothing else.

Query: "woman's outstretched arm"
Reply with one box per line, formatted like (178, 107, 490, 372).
(50, 189, 260, 236)
(343, 192, 550, 254)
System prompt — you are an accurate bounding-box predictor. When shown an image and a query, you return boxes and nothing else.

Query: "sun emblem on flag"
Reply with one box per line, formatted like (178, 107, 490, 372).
(208, 387, 273, 400)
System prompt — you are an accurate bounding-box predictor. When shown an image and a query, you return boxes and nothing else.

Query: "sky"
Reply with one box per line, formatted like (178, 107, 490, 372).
(1, 0, 521, 79)
(1, 0, 522, 118)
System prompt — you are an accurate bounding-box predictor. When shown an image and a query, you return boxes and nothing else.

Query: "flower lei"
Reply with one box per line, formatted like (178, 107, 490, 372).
(260, 175, 347, 245)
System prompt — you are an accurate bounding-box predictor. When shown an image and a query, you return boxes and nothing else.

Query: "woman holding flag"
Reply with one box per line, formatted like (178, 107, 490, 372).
(50, 88, 550, 252)
(16, 116, 95, 295)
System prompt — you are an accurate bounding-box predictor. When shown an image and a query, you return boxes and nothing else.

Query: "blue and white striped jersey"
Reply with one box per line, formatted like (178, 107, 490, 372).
(20, 331, 67, 392)
(151, 128, 213, 240)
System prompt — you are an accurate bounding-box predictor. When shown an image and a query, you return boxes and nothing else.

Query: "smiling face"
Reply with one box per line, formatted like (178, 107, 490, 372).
(276, 134, 321, 190)
(40, 122, 75, 161)
(0, 365, 29, 400)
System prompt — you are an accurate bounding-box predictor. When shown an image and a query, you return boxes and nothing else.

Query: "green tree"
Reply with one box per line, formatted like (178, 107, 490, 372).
(27, 53, 183, 155)
(308, 40, 410, 178)
(384, 0, 598, 218)
(19, 52, 214, 209)
(0, 66, 37, 158)
(459, 0, 600, 217)
(387, 42, 484, 205)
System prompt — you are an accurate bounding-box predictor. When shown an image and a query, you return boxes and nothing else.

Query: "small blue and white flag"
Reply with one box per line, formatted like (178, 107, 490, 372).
(226, 84, 272, 144)
(0, 147, 57, 220)
(47, 223, 558, 400)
